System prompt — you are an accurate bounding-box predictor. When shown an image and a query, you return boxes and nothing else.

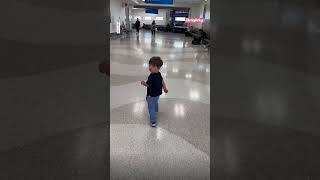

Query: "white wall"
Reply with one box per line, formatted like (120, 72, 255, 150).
(199, 0, 210, 20)
(189, 0, 210, 30)
(166, 10, 171, 25)
(110, 0, 126, 33)
(190, 5, 201, 18)
(201, 0, 210, 32)
(132, 8, 168, 26)
(190, 5, 201, 28)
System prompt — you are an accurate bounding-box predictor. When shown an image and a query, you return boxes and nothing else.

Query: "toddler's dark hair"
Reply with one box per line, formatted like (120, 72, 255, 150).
(149, 56, 163, 68)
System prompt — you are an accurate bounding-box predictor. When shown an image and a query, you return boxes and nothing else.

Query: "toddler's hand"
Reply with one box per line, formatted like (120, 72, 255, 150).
(141, 81, 148, 87)
(164, 89, 168, 93)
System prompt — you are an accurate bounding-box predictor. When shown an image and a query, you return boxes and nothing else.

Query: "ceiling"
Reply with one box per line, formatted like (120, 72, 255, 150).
(16, 0, 105, 12)
(174, 0, 204, 4)
(131, 0, 205, 8)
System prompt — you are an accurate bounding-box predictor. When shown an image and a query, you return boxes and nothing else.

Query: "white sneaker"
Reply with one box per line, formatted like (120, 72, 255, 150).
(151, 123, 157, 127)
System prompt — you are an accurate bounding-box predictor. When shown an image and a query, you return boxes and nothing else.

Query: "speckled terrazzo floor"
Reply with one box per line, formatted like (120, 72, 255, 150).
(110, 31, 210, 180)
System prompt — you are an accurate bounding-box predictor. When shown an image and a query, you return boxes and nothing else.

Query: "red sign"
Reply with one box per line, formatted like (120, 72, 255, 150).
(185, 18, 204, 24)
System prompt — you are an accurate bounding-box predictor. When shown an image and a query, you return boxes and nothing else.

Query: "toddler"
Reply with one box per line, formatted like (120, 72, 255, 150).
(141, 57, 168, 127)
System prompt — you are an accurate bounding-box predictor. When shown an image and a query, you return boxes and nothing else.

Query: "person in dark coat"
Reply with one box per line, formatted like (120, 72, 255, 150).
(151, 20, 156, 36)
(135, 18, 141, 33)
(192, 29, 208, 45)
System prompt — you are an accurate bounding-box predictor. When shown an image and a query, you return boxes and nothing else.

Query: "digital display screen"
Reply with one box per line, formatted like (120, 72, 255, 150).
(186, 18, 204, 24)
(145, 8, 159, 14)
(171, 10, 189, 17)
(145, 0, 173, 5)
(175, 17, 186, 22)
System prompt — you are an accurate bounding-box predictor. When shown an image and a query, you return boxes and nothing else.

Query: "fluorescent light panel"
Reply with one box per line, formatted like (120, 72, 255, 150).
(156, 17, 163, 20)
(145, 17, 152, 20)
(175, 17, 186, 21)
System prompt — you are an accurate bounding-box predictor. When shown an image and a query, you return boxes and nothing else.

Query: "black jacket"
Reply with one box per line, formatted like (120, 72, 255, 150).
(136, 21, 140, 29)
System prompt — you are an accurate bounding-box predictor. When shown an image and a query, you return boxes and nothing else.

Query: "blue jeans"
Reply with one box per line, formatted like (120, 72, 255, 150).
(146, 96, 160, 123)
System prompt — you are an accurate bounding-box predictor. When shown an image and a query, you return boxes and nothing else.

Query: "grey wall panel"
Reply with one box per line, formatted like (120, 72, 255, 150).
(0, 0, 107, 151)
(212, 0, 320, 178)
(0, 63, 107, 150)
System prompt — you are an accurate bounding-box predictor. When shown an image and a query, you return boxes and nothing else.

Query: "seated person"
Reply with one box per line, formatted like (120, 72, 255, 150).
(192, 29, 208, 45)
(200, 29, 208, 39)
(185, 26, 194, 37)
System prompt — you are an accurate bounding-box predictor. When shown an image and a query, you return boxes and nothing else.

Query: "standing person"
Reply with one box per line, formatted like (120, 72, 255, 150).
(165, 23, 170, 32)
(151, 20, 156, 36)
(135, 18, 140, 33)
(141, 57, 168, 127)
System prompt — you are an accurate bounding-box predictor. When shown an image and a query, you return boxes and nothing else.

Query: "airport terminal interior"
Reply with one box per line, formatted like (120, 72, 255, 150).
(110, 0, 210, 179)
(0, 0, 211, 179)
(2, 0, 320, 179)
